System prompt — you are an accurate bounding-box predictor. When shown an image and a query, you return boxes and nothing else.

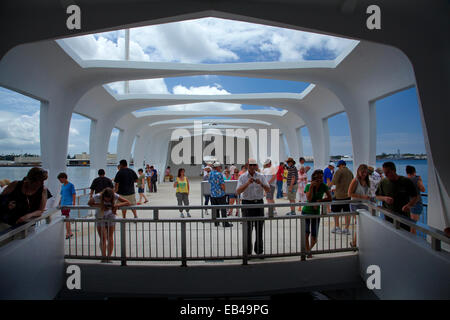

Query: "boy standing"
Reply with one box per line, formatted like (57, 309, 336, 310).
(137, 168, 149, 205)
(58, 172, 76, 239)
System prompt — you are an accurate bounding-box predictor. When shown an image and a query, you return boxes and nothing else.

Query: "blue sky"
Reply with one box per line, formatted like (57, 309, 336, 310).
(0, 18, 426, 156)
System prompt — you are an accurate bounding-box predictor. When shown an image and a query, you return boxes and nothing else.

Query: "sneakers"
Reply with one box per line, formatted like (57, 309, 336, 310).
(342, 228, 351, 235)
(180, 213, 185, 218)
(286, 211, 296, 216)
(186, 212, 191, 218)
(331, 227, 342, 234)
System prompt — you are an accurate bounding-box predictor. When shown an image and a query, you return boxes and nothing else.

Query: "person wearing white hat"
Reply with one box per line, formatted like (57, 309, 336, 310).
(236, 158, 270, 255)
(208, 162, 233, 227)
(262, 159, 278, 216)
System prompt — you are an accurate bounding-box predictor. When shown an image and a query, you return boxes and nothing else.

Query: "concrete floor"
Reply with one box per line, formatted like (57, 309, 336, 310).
(65, 177, 358, 265)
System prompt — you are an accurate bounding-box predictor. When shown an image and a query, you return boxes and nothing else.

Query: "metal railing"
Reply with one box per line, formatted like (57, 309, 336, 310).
(74, 187, 93, 218)
(0, 208, 61, 246)
(63, 200, 360, 266)
(365, 201, 449, 251)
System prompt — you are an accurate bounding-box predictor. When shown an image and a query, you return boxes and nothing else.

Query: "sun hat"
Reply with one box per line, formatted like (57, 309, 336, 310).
(248, 158, 258, 165)
(285, 157, 295, 164)
(263, 158, 271, 165)
(213, 162, 221, 167)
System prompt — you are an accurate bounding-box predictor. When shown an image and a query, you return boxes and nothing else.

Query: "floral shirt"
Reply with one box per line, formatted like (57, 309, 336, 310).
(208, 170, 225, 198)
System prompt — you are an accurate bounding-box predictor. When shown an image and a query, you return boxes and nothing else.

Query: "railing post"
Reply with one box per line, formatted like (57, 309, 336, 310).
(370, 206, 377, 217)
(153, 209, 159, 220)
(77, 197, 80, 218)
(394, 218, 401, 230)
(181, 221, 187, 267)
(120, 220, 127, 266)
(242, 220, 248, 265)
(268, 206, 274, 218)
(300, 217, 306, 261)
(212, 207, 217, 225)
(17, 228, 28, 240)
(431, 237, 441, 251)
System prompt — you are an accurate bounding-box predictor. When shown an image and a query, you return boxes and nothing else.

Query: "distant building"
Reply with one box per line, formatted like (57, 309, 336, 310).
(14, 156, 41, 165)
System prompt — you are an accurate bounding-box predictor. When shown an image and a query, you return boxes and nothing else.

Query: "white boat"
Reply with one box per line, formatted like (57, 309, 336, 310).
(340, 155, 353, 162)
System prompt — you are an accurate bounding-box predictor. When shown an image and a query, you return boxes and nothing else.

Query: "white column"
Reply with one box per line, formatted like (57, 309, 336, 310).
(88, 118, 98, 182)
(306, 116, 330, 170)
(115, 129, 125, 161)
(40, 100, 72, 200)
(89, 116, 115, 177)
(296, 127, 304, 158)
(284, 127, 301, 161)
(133, 135, 145, 169)
(279, 133, 288, 161)
(117, 128, 137, 165)
(346, 100, 375, 171)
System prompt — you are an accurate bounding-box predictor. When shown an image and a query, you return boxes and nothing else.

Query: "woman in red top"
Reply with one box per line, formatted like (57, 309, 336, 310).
(276, 162, 285, 199)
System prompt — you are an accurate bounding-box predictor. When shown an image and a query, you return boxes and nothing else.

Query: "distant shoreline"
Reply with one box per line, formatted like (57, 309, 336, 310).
(0, 164, 122, 167)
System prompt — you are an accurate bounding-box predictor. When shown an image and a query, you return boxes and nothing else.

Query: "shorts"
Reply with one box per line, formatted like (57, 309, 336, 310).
(287, 184, 298, 201)
(410, 202, 423, 215)
(119, 194, 136, 205)
(266, 185, 276, 200)
(331, 198, 351, 213)
(138, 187, 145, 194)
(304, 214, 320, 238)
(61, 208, 70, 217)
(227, 193, 237, 199)
(95, 212, 116, 227)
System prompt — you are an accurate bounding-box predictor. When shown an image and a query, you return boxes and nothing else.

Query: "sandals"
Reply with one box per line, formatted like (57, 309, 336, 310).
(65, 234, 74, 240)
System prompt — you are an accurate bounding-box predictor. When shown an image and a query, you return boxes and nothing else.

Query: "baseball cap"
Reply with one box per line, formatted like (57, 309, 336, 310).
(213, 162, 221, 167)
(329, 162, 336, 167)
(263, 158, 271, 165)
(337, 160, 346, 167)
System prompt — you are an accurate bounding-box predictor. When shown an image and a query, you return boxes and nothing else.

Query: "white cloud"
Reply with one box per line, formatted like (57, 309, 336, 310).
(108, 79, 169, 94)
(172, 84, 230, 95)
(69, 127, 79, 136)
(150, 102, 243, 112)
(63, 17, 357, 64)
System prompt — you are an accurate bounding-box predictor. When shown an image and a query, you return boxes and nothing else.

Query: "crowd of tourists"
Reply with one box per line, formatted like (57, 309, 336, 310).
(0, 156, 448, 262)
(199, 157, 429, 257)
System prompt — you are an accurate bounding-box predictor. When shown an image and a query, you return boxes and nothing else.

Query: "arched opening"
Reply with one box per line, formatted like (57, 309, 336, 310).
(0, 86, 41, 181)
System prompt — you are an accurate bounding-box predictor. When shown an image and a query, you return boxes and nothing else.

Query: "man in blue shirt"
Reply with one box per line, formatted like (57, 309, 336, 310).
(58, 172, 76, 239)
(323, 162, 335, 214)
(323, 162, 335, 186)
(208, 162, 232, 227)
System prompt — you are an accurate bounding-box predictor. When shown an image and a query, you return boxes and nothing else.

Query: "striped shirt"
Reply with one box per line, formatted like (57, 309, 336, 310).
(286, 165, 298, 186)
